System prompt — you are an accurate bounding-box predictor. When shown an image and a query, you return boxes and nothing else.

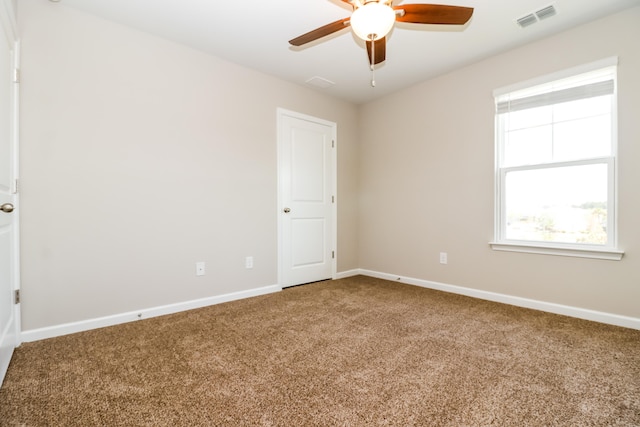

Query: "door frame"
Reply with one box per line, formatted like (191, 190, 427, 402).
(276, 108, 337, 288)
(9, 27, 20, 348)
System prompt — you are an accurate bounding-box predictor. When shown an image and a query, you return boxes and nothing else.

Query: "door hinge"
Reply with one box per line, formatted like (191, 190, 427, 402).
(332, 251, 335, 259)
(332, 140, 335, 148)
(13, 68, 20, 84)
(332, 195, 335, 203)
(14, 289, 20, 304)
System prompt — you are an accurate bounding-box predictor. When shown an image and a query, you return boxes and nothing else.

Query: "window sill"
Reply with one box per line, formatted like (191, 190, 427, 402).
(489, 241, 624, 261)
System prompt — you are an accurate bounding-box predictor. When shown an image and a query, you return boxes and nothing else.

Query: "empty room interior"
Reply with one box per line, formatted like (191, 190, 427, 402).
(1, 0, 639, 425)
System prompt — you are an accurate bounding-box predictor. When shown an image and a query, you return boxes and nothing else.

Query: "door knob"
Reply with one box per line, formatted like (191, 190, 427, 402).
(1, 203, 14, 213)
(283, 207, 291, 213)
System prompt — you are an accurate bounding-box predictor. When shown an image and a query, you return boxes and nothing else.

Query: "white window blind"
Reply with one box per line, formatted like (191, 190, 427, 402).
(496, 79, 614, 114)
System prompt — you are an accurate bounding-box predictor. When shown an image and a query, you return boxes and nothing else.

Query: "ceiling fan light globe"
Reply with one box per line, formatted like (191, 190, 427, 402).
(350, 2, 395, 41)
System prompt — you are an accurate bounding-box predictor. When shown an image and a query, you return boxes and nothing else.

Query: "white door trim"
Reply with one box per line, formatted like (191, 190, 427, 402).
(10, 38, 20, 348)
(277, 108, 337, 287)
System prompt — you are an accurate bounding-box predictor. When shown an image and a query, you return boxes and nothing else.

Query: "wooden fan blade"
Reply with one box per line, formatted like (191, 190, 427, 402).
(395, 4, 474, 25)
(289, 18, 351, 46)
(366, 37, 386, 65)
(340, 0, 359, 8)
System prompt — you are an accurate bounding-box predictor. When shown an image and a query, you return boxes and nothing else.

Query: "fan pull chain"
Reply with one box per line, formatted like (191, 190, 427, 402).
(370, 37, 376, 87)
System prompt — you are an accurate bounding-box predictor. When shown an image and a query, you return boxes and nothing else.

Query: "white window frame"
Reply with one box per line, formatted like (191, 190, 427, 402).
(490, 57, 624, 261)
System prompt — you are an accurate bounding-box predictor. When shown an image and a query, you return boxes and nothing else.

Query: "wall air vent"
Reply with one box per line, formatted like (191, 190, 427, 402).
(516, 4, 557, 28)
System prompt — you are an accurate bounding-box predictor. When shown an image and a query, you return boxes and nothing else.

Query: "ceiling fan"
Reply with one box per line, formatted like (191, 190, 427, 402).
(289, 1, 474, 84)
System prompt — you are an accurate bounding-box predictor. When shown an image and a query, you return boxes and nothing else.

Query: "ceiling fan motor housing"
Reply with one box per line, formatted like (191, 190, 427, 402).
(350, 1, 396, 41)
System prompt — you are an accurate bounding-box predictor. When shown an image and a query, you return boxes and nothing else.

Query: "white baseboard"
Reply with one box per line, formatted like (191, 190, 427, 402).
(335, 269, 360, 280)
(21, 269, 640, 343)
(358, 269, 640, 330)
(21, 284, 281, 342)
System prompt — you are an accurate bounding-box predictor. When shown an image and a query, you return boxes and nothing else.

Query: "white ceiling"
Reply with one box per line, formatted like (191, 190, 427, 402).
(54, 0, 640, 104)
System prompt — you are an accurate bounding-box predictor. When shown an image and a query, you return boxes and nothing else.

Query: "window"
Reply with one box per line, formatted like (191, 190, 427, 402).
(491, 58, 623, 260)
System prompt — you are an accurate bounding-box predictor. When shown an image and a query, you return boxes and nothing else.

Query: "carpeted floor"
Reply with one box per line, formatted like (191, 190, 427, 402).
(1, 275, 639, 426)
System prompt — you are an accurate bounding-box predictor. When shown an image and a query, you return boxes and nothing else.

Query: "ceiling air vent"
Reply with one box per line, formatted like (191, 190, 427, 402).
(305, 76, 335, 89)
(536, 5, 557, 21)
(516, 13, 538, 28)
(516, 4, 557, 28)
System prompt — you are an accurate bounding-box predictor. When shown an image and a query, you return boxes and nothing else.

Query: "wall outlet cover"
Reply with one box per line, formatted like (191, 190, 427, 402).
(196, 262, 206, 276)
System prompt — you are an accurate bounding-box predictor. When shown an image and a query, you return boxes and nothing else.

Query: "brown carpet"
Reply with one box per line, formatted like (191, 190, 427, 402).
(1, 275, 639, 426)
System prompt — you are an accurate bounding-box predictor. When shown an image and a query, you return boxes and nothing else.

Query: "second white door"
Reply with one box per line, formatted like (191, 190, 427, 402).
(0, 2, 19, 387)
(278, 109, 336, 288)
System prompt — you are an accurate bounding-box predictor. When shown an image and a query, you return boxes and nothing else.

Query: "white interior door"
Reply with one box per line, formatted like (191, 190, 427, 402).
(278, 109, 336, 288)
(0, 2, 19, 387)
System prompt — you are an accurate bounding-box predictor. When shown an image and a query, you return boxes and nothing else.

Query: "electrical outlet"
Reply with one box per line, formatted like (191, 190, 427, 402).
(196, 261, 205, 276)
(245, 256, 254, 269)
(439, 252, 448, 265)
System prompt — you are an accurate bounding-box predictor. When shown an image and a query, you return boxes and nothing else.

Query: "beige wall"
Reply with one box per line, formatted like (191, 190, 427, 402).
(18, 0, 640, 332)
(18, 0, 359, 330)
(358, 7, 640, 318)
